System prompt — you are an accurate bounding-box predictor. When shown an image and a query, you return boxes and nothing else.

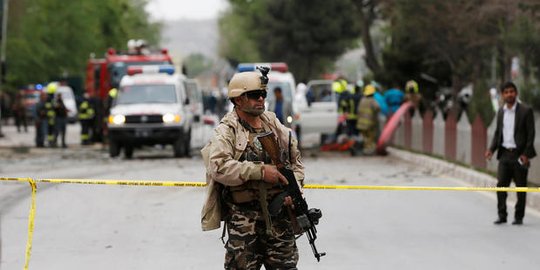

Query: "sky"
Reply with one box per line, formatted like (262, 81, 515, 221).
(146, 0, 229, 21)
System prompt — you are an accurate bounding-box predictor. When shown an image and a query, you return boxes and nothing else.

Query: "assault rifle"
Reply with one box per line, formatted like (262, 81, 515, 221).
(257, 131, 326, 262)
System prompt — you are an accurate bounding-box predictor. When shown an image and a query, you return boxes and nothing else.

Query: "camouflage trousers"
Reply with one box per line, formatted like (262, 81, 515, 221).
(224, 202, 298, 270)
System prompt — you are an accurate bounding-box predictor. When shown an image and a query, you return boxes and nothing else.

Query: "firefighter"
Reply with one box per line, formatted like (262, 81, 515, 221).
(45, 83, 57, 147)
(405, 80, 422, 109)
(105, 87, 117, 115)
(357, 84, 380, 155)
(338, 86, 360, 136)
(79, 93, 95, 145)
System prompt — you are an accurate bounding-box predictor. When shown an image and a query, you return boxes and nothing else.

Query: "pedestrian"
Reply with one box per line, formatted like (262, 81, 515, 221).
(357, 84, 380, 155)
(54, 93, 68, 148)
(268, 87, 292, 125)
(12, 92, 28, 133)
(338, 87, 360, 136)
(78, 93, 95, 145)
(201, 68, 305, 269)
(384, 84, 405, 116)
(485, 81, 536, 225)
(34, 92, 48, 148)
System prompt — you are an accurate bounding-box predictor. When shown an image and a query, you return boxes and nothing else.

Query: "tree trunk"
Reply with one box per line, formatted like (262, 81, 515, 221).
(357, 2, 382, 76)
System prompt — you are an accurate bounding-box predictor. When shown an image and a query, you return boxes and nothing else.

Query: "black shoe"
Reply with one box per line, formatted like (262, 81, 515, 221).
(512, 219, 523, 225)
(493, 218, 507, 225)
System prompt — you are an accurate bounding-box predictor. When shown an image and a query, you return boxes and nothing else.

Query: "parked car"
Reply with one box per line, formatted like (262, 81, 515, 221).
(20, 89, 41, 121)
(299, 80, 339, 135)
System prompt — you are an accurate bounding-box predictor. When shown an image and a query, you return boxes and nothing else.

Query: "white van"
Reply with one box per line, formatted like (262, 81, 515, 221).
(107, 65, 200, 158)
(54, 85, 78, 123)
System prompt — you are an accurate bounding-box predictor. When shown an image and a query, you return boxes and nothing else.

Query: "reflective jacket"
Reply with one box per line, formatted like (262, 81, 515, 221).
(200, 110, 304, 231)
(78, 101, 95, 120)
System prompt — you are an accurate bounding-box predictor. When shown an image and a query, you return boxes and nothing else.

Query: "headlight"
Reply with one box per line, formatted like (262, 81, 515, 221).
(109, 114, 126, 125)
(162, 113, 181, 123)
(287, 116, 293, 124)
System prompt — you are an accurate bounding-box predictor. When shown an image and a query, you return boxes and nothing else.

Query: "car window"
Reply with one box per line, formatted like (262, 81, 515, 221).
(108, 61, 170, 88)
(185, 81, 202, 103)
(266, 82, 293, 104)
(307, 83, 334, 103)
(117, 84, 177, 104)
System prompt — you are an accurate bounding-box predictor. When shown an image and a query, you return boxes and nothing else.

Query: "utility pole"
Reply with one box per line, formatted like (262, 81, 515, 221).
(0, 0, 8, 138)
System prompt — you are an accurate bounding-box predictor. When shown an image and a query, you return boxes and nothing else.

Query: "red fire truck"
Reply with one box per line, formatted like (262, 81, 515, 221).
(85, 41, 174, 141)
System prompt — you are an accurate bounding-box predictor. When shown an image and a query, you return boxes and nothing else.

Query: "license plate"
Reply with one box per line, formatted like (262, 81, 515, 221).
(135, 128, 151, 137)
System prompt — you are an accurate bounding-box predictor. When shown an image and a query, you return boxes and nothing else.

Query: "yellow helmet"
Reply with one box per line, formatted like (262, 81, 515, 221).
(405, 80, 419, 93)
(46, 82, 58, 94)
(363, 84, 376, 96)
(108, 88, 118, 98)
(228, 72, 266, 98)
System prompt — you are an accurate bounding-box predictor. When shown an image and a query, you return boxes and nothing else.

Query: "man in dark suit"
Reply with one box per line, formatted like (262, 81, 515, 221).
(485, 81, 536, 225)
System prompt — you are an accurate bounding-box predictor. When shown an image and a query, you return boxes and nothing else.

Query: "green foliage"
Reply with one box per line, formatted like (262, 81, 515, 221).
(218, 7, 261, 66)
(220, 0, 361, 81)
(468, 80, 495, 126)
(184, 53, 214, 78)
(5, 0, 160, 90)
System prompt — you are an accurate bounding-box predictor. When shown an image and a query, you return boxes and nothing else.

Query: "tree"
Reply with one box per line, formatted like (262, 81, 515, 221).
(5, 0, 160, 90)
(184, 53, 214, 78)
(220, 0, 361, 81)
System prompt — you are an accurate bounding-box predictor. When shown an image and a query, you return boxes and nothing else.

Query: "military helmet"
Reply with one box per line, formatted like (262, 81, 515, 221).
(228, 71, 267, 98)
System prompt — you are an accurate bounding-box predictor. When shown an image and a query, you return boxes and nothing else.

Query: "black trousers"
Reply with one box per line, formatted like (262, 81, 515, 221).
(496, 149, 529, 220)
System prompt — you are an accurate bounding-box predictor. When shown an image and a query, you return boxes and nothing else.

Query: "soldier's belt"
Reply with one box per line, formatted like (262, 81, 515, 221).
(231, 188, 283, 204)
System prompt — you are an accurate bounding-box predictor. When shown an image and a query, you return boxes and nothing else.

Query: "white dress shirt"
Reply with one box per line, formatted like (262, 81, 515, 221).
(502, 103, 517, 149)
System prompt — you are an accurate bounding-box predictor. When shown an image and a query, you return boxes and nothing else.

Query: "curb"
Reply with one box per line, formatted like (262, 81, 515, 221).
(388, 147, 540, 212)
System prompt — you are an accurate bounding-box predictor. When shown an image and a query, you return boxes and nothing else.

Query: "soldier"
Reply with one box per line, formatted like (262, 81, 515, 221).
(201, 68, 305, 269)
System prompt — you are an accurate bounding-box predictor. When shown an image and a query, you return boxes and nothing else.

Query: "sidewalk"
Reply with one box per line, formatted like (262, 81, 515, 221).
(0, 122, 82, 149)
(388, 147, 540, 212)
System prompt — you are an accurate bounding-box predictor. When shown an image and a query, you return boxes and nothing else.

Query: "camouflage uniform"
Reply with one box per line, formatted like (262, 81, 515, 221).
(201, 110, 304, 270)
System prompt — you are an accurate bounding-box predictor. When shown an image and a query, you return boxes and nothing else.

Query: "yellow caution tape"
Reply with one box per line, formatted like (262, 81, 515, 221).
(25, 178, 37, 270)
(3, 176, 540, 270)
(0, 178, 36, 270)
(303, 184, 540, 192)
(38, 178, 207, 187)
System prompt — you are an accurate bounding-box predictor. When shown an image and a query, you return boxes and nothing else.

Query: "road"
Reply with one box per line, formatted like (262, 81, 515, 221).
(1, 125, 540, 269)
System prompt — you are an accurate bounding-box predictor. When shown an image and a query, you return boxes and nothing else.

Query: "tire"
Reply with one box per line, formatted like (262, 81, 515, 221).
(124, 145, 134, 159)
(184, 129, 192, 157)
(173, 137, 186, 158)
(109, 140, 121, 158)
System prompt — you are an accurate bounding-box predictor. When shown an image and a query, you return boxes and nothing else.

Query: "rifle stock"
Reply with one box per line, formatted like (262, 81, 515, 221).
(257, 131, 326, 261)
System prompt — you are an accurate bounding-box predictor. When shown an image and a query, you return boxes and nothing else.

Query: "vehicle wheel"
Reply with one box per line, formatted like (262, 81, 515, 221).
(173, 137, 186, 158)
(109, 140, 121, 157)
(124, 145, 134, 159)
(184, 129, 192, 157)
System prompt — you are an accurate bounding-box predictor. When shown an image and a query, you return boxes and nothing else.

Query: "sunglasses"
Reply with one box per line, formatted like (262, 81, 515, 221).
(244, 90, 267, 100)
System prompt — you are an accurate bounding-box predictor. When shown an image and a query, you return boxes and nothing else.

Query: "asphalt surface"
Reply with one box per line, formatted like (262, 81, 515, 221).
(2, 123, 540, 269)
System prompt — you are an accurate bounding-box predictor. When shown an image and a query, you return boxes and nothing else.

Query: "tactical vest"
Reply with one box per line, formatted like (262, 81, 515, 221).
(225, 119, 286, 235)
